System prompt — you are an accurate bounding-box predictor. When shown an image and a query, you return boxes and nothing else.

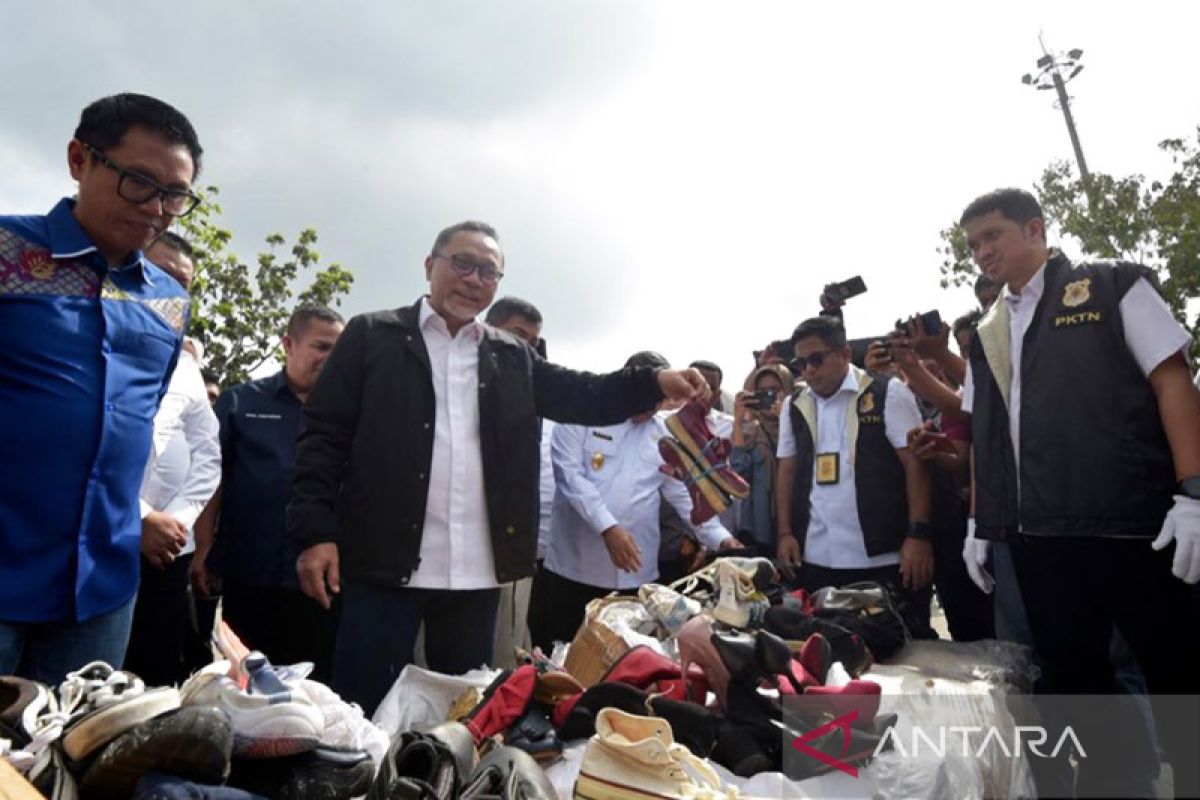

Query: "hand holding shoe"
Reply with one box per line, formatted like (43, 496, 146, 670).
(657, 368, 712, 407)
(962, 519, 993, 594)
(1151, 495, 1200, 584)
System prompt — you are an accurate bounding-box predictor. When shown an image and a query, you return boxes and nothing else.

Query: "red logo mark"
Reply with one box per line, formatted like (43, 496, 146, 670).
(790, 709, 860, 778)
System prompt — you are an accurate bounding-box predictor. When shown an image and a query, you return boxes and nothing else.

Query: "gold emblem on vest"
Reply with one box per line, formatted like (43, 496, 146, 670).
(591, 452, 606, 471)
(1053, 310, 1103, 328)
(858, 414, 884, 424)
(1062, 278, 1092, 308)
(858, 392, 875, 414)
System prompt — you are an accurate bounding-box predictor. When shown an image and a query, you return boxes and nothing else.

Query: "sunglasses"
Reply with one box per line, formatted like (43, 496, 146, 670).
(791, 348, 837, 372)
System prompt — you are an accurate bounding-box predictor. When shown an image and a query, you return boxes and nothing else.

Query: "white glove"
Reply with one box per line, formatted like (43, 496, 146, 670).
(1151, 495, 1200, 584)
(962, 518, 994, 594)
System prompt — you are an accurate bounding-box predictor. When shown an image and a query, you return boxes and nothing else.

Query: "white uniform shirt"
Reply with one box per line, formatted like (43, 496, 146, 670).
(408, 298, 496, 589)
(537, 419, 556, 561)
(139, 351, 222, 554)
(545, 417, 731, 590)
(777, 371, 922, 568)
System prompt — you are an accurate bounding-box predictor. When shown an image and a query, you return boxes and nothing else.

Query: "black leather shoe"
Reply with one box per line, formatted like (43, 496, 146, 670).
(459, 746, 557, 800)
(369, 722, 475, 800)
(645, 695, 718, 758)
(558, 682, 649, 742)
(709, 631, 758, 684)
(504, 704, 562, 764)
(228, 745, 373, 800)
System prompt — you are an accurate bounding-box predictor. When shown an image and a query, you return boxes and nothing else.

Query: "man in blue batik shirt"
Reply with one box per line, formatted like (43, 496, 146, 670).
(0, 93, 202, 684)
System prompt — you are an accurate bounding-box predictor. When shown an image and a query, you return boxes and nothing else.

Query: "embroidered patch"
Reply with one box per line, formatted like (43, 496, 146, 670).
(139, 296, 189, 333)
(0, 238, 101, 299)
(858, 392, 875, 414)
(21, 249, 55, 280)
(1063, 278, 1091, 308)
(1053, 310, 1103, 328)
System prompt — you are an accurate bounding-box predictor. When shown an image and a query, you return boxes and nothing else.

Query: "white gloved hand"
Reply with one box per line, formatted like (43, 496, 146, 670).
(1151, 495, 1200, 584)
(962, 518, 994, 594)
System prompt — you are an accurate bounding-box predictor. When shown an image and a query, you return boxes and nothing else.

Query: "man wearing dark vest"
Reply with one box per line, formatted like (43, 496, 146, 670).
(776, 316, 934, 602)
(959, 188, 1200, 796)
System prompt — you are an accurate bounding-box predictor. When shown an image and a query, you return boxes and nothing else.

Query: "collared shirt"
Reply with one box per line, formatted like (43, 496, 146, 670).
(777, 370, 921, 568)
(962, 269, 1190, 462)
(546, 416, 731, 590)
(139, 350, 221, 554)
(0, 198, 188, 622)
(407, 297, 495, 589)
(537, 420, 556, 561)
(213, 371, 303, 588)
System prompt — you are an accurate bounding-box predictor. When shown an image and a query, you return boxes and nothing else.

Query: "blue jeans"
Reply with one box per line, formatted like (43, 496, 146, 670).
(332, 582, 500, 718)
(0, 594, 136, 684)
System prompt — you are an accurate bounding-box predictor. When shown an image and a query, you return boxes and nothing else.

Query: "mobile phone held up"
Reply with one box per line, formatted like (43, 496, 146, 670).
(745, 389, 778, 410)
(895, 310, 943, 337)
(824, 276, 868, 304)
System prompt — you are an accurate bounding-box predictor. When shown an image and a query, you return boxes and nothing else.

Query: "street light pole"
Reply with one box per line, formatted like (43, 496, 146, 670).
(1022, 34, 1090, 183)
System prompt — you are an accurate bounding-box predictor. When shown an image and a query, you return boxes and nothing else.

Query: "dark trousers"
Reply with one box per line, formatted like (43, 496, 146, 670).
(930, 522, 995, 641)
(527, 568, 635, 654)
(125, 554, 210, 686)
(796, 562, 933, 634)
(1010, 536, 1200, 797)
(332, 583, 500, 718)
(221, 584, 339, 684)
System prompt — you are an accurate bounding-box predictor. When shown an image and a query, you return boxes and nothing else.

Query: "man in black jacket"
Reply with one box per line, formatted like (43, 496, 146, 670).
(288, 220, 710, 714)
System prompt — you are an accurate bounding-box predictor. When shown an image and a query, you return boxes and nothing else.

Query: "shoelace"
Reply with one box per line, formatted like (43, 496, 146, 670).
(667, 742, 741, 799)
(59, 662, 144, 717)
(0, 706, 70, 774)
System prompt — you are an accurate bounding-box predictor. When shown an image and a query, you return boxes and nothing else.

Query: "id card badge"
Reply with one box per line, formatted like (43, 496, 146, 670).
(816, 452, 840, 485)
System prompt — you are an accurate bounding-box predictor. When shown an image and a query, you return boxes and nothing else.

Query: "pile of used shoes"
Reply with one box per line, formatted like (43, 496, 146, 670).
(0, 623, 391, 799)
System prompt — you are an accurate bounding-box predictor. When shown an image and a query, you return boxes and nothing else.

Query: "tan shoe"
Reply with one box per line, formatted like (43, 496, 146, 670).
(574, 708, 756, 800)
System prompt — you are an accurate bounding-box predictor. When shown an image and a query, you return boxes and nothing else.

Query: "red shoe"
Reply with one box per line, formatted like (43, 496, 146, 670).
(464, 666, 537, 745)
(802, 680, 881, 729)
(658, 436, 727, 524)
(598, 646, 708, 702)
(798, 633, 832, 686)
(664, 402, 750, 501)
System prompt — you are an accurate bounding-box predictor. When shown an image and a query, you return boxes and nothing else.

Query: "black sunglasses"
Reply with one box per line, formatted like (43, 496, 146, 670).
(791, 348, 837, 372)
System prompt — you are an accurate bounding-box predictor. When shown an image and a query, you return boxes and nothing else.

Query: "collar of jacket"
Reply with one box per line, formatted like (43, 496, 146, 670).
(792, 363, 875, 467)
(975, 249, 1069, 410)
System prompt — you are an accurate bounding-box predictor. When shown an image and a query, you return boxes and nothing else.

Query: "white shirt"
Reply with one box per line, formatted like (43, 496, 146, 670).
(962, 272, 1191, 440)
(408, 298, 496, 589)
(139, 351, 222, 554)
(777, 370, 922, 568)
(545, 416, 731, 590)
(537, 419, 556, 560)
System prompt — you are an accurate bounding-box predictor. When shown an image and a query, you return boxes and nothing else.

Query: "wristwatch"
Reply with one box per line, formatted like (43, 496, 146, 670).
(907, 521, 932, 540)
(1178, 476, 1200, 499)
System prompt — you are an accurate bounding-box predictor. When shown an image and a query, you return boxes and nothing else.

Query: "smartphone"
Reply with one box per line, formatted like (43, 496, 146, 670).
(918, 310, 943, 336)
(746, 388, 777, 409)
(825, 276, 868, 303)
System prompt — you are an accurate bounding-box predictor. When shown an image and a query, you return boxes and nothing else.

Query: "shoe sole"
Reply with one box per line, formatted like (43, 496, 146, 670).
(79, 706, 231, 800)
(62, 687, 181, 762)
(664, 412, 749, 500)
(574, 770, 677, 800)
(658, 436, 730, 517)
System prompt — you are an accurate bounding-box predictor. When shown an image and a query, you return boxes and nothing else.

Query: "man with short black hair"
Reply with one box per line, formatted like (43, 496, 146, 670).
(960, 186, 1200, 794)
(193, 304, 344, 681)
(290, 220, 713, 715)
(776, 316, 934, 605)
(0, 93, 200, 682)
(485, 295, 543, 350)
(974, 274, 1000, 312)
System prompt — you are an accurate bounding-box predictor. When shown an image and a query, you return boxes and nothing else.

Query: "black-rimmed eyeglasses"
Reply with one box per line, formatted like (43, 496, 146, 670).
(84, 144, 201, 217)
(791, 348, 836, 372)
(433, 251, 504, 285)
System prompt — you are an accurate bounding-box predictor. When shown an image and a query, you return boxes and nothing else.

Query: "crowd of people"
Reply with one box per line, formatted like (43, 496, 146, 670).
(4, 91, 1200, 798)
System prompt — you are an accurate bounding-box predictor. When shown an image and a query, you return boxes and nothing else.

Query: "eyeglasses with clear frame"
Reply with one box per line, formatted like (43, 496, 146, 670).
(432, 251, 504, 285)
(84, 144, 201, 217)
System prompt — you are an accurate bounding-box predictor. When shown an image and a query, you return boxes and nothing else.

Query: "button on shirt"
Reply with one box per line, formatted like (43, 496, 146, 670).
(0, 199, 188, 622)
(139, 350, 221, 554)
(408, 298, 496, 589)
(213, 371, 303, 588)
(546, 416, 732, 590)
(778, 371, 921, 569)
(962, 268, 1191, 483)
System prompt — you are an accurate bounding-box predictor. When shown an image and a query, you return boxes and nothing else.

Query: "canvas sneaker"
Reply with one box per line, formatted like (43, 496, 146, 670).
(0, 676, 77, 799)
(58, 662, 180, 764)
(180, 655, 323, 758)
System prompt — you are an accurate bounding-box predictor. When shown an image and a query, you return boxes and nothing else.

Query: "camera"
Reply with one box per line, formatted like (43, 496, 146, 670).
(895, 310, 943, 337)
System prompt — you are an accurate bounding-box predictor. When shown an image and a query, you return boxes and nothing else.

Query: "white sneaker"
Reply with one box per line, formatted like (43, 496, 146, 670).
(58, 662, 179, 763)
(180, 655, 323, 758)
(710, 558, 771, 629)
(638, 584, 702, 636)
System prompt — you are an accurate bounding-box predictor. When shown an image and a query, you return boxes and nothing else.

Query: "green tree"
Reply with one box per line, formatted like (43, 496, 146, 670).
(178, 186, 354, 387)
(938, 128, 1200, 347)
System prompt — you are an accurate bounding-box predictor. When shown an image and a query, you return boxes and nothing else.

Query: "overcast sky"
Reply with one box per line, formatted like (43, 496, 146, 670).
(3, 1, 1197, 382)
